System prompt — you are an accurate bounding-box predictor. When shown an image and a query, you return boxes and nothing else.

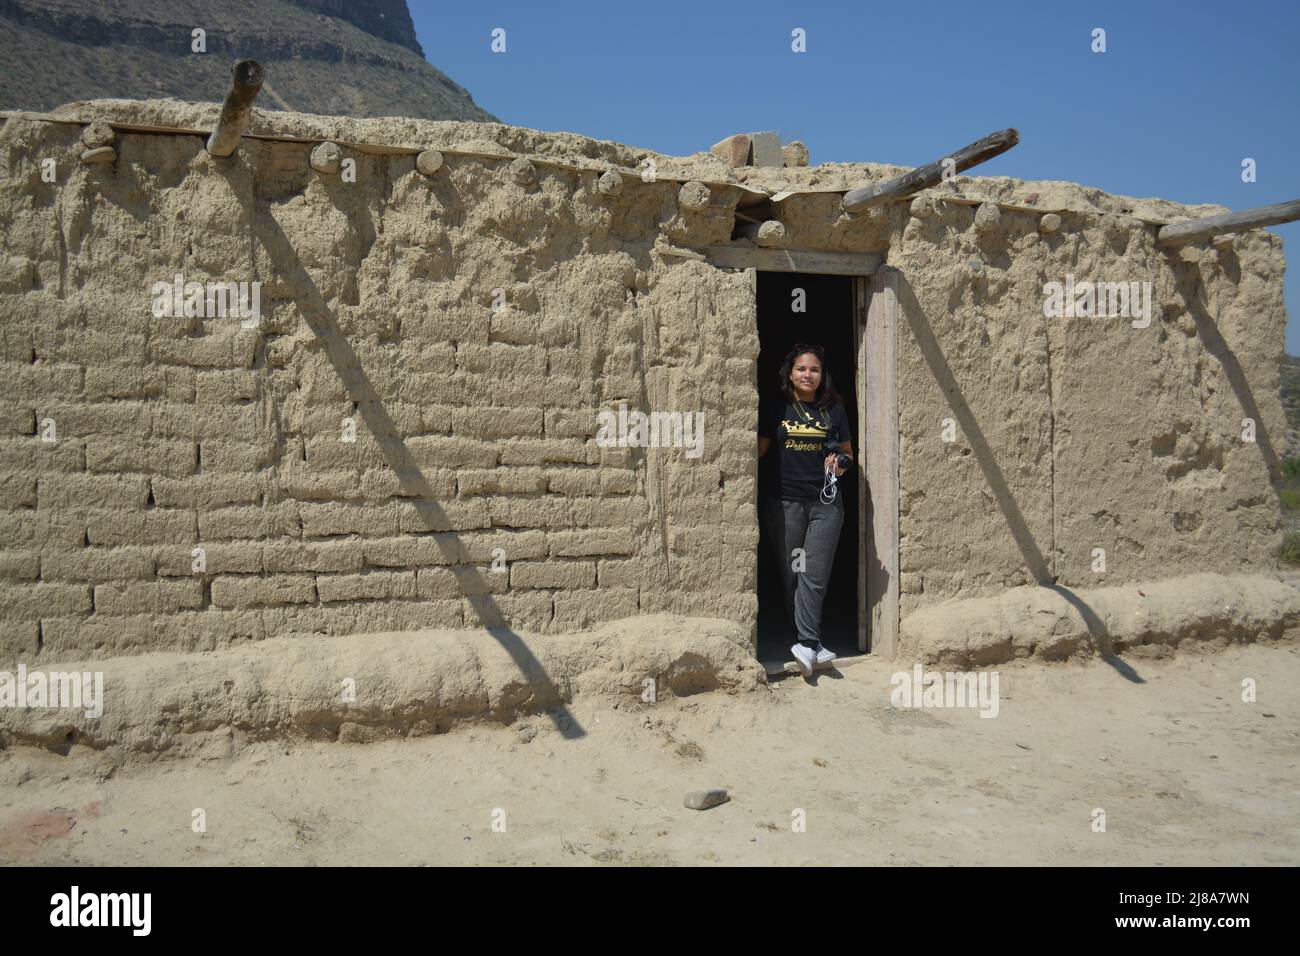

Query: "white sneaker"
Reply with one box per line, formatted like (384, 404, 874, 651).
(814, 643, 837, 665)
(790, 643, 816, 677)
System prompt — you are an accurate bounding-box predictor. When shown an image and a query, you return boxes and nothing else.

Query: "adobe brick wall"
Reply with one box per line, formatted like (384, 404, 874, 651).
(891, 204, 1286, 615)
(0, 100, 1288, 667)
(0, 107, 758, 666)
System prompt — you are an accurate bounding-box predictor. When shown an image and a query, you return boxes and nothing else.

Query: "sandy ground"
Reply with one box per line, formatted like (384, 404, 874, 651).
(1, 640, 1297, 866)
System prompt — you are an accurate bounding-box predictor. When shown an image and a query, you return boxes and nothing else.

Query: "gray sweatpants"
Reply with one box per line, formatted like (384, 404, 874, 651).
(761, 494, 844, 646)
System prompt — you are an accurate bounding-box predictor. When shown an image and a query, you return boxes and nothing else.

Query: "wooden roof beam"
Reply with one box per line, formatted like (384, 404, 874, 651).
(1155, 198, 1300, 247)
(841, 128, 1020, 214)
(206, 59, 264, 158)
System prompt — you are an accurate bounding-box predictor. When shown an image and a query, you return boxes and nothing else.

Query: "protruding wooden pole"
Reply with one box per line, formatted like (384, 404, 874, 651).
(206, 59, 264, 157)
(736, 220, 786, 247)
(842, 128, 1020, 214)
(1155, 198, 1300, 248)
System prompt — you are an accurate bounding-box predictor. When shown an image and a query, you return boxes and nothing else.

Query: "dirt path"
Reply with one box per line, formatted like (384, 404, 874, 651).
(2, 641, 1297, 866)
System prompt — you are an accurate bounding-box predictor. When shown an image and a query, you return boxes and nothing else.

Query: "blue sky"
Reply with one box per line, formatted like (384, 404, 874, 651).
(409, 0, 1299, 351)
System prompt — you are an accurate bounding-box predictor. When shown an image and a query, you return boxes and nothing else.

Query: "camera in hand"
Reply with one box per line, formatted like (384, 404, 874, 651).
(824, 439, 853, 471)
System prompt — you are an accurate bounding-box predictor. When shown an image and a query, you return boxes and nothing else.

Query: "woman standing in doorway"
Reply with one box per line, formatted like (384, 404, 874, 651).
(757, 344, 855, 677)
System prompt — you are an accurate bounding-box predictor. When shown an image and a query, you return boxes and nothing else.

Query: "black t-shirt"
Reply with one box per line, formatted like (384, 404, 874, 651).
(758, 397, 853, 501)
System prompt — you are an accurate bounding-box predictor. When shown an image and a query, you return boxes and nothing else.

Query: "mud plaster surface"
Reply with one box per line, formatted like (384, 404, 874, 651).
(0, 97, 1288, 661)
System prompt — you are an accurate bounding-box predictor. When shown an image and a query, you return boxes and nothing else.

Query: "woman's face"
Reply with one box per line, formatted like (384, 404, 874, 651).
(790, 352, 823, 395)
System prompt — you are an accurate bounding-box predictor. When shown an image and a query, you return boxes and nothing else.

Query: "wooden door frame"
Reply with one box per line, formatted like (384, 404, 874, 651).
(741, 260, 900, 659)
(859, 268, 900, 657)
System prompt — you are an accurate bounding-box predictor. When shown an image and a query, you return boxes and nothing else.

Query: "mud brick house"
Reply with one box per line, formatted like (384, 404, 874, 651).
(2, 72, 1297, 678)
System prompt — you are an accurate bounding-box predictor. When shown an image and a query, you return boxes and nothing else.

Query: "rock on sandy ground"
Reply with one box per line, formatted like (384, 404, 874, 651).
(2, 641, 1296, 866)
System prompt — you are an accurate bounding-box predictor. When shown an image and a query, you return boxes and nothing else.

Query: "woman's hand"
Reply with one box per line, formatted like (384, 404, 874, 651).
(824, 452, 850, 477)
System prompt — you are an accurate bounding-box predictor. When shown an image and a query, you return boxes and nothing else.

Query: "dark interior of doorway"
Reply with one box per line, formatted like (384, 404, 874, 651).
(755, 271, 860, 666)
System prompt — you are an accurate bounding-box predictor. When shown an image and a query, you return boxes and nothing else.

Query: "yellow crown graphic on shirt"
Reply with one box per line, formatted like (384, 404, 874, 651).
(782, 418, 828, 439)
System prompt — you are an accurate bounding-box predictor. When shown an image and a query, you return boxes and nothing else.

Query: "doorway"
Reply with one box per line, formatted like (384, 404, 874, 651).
(755, 271, 861, 667)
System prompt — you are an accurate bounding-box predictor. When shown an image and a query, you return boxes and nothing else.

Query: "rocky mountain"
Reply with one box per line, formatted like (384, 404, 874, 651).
(294, 0, 425, 56)
(0, 0, 496, 122)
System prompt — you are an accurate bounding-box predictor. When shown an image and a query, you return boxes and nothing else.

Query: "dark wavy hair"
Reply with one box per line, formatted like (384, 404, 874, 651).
(777, 343, 843, 410)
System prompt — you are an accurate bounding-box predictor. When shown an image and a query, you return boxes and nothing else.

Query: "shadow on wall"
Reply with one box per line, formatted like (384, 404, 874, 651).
(1171, 255, 1283, 492)
(896, 274, 1143, 683)
(257, 210, 586, 739)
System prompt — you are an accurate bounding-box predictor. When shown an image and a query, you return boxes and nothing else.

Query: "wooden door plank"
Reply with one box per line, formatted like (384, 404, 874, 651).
(855, 276, 869, 653)
(865, 269, 900, 658)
